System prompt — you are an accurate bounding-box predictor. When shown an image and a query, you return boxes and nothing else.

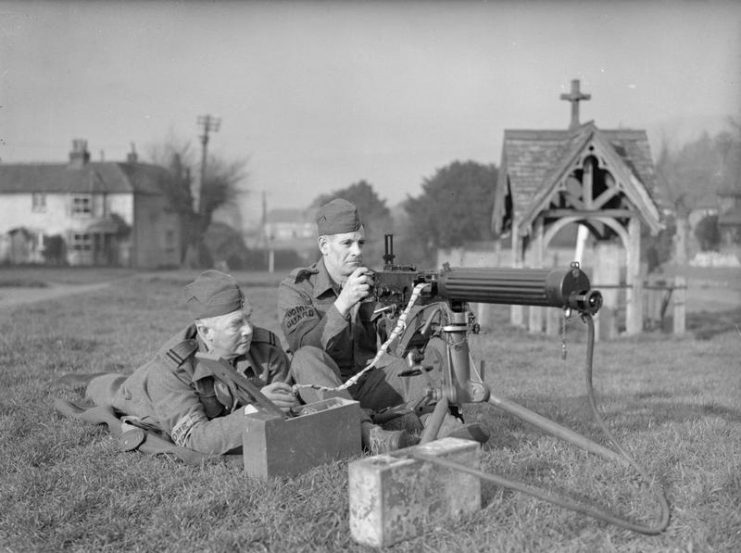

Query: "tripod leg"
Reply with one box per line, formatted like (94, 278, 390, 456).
(419, 396, 449, 444)
(488, 392, 626, 465)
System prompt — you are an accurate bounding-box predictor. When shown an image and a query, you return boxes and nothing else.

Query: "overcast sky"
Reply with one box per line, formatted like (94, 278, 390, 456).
(1, 0, 739, 222)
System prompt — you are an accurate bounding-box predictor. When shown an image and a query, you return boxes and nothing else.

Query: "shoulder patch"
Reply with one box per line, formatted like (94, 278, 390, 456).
(251, 327, 278, 347)
(165, 339, 198, 367)
(293, 266, 318, 284)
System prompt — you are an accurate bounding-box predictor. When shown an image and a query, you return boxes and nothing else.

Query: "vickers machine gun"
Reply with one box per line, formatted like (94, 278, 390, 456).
(350, 235, 669, 542)
(371, 234, 604, 414)
(370, 233, 612, 436)
(374, 235, 603, 318)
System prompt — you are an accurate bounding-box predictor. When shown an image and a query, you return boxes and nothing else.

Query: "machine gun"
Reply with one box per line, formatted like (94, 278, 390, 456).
(371, 234, 602, 362)
(373, 233, 602, 318)
(364, 234, 669, 536)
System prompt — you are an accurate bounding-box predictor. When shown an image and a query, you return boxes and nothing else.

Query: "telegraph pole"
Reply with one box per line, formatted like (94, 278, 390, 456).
(195, 114, 221, 214)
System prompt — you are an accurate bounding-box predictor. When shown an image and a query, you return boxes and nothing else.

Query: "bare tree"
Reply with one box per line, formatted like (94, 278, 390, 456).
(145, 135, 249, 267)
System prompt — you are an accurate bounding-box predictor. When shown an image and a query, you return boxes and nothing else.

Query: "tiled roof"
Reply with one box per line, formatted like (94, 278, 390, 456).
(602, 129, 658, 192)
(0, 161, 169, 195)
(502, 129, 583, 222)
(502, 122, 661, 226)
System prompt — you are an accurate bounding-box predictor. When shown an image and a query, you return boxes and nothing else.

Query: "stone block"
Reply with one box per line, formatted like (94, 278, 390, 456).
(243, 397, 361, 478)
(348, 437, 481, 547)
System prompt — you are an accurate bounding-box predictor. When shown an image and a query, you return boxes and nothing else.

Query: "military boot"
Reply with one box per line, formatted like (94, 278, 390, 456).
(421, 412, 490, 445)
(361, 422, 418, 455)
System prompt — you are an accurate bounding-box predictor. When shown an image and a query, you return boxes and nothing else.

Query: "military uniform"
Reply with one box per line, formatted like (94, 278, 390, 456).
(279, 258, 378, 377)
(86, 324, 289, 455)
(278, 258, 436, 412)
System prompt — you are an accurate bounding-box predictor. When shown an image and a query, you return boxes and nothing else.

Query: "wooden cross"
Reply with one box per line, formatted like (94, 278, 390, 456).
(560, 79, 591, 129)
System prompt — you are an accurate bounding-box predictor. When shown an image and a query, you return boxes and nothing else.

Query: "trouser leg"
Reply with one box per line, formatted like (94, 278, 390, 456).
(357, 354, 441, 413)
(85, 374, 132, 413)
(290, 346, 354, 405)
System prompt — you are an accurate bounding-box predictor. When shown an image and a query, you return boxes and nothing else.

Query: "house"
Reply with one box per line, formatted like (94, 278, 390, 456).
(0, 139, 182, 268)
(262, 207, 318, 267)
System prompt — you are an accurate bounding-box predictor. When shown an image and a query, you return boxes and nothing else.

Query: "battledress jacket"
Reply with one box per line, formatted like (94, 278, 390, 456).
(277, 258, 380, 379)
(110, 323, 289, 455)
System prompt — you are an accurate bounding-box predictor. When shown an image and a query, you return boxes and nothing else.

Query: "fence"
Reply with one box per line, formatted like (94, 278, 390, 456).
(472, 275, 687, 341)
(587, 275, 686, 339)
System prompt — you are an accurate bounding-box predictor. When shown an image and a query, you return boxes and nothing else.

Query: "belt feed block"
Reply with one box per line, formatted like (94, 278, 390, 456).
(242, 397, 361, 478)
(348, 437, 482, 547)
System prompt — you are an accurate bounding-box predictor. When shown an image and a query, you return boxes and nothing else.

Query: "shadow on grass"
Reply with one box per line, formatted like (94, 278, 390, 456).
(464, 390, 741, 512)
(467, 391, 741, 447)
(686, 306, 741, 340)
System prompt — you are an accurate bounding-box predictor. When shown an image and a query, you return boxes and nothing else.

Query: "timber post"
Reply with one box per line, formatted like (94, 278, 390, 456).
(673, 276, 686, 335)
(625, 217, 643, 335)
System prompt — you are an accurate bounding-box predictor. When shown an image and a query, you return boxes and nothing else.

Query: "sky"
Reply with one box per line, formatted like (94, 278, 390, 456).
(1, 0, 740, 225)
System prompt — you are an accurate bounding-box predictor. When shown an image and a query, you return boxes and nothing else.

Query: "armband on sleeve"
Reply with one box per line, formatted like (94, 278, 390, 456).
(171, 411, 208, 448)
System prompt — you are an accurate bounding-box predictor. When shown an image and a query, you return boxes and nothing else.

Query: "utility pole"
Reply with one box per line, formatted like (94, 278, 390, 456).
(195, 114, 221, 214)
(261, 191, 275, 272)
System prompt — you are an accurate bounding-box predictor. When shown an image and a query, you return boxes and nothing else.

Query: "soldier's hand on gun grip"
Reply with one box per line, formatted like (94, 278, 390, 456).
(335, 267, 374, 316)
(260, 382, 300, 412)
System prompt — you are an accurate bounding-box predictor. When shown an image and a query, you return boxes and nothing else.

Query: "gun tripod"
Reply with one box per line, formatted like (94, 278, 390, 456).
(404, 305, 670, 535)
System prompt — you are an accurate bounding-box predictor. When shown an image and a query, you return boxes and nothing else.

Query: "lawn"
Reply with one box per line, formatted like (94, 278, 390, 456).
(0, 269, 739, 552)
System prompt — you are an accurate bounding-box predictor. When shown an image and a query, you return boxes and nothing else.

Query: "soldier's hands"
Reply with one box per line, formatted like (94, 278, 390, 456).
(335, 267, 374, 316)
(261, 382, 300, 412)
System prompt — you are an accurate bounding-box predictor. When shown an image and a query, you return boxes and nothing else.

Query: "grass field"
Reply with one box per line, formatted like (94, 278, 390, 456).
(0, 267, 739, 552)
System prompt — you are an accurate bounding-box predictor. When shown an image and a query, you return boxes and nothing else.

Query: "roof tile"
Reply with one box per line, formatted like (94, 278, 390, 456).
(0, 162, 170, 195)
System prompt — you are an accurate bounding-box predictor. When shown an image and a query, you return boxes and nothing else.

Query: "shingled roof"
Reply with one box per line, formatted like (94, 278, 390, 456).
(494, 120, 664, 236)
(0, 161, 170, 195)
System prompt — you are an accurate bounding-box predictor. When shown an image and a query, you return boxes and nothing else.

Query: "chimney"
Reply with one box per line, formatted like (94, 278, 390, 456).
(126, 142, 138, 164)
(68, 139, 90, 168)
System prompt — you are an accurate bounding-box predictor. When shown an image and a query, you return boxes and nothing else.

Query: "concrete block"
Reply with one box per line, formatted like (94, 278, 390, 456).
(348, 437, 481, 547)
(243, 397, 361, 478)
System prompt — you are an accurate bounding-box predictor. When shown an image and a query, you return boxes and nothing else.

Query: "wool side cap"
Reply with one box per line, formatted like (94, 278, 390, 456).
(184, 270, 244, 319)
(316, 198, 362, 235)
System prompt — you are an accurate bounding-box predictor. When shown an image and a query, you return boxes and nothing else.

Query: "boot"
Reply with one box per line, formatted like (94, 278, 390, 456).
(421, 412, 490, 445)
(361, 422, 418, 455)
(379, 411, 424, 435)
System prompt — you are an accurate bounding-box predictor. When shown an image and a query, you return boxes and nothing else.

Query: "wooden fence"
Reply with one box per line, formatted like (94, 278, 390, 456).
(566, 275, 686, 340)
(474, 275, 687, 341)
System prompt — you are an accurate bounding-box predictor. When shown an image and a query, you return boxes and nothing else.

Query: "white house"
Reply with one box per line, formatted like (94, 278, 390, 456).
(0, 139, 182, 268)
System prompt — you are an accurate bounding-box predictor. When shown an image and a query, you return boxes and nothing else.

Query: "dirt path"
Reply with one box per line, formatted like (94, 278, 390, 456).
(0, 281, 113, 310)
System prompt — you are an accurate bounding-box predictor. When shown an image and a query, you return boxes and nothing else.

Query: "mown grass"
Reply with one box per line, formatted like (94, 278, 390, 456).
(0, 266, 137, 286)
(0, 271, 739, 552)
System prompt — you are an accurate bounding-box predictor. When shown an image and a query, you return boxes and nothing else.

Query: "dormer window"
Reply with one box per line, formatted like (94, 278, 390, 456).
(72, 195, 92, 216)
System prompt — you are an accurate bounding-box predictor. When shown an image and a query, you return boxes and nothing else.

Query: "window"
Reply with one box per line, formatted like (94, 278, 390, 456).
(32, 193, 47, 212)
(164, 229, 176, 254)
(71, 233, 92, 251)
(72, 195, 92, 216)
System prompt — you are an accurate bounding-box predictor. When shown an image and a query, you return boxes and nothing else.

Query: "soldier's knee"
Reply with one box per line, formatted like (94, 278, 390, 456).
(290, 345, 325, 365)
(291, 346, 326, 375)
(290, 346, 341, 381)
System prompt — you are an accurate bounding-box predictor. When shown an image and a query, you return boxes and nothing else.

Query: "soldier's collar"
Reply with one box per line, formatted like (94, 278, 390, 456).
(192, 342, 255, 382)
(314, 259, 341, 298)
